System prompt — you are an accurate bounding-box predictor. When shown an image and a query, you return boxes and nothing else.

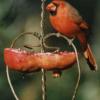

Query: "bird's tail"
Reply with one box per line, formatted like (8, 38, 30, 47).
(84, 44, 97, 71)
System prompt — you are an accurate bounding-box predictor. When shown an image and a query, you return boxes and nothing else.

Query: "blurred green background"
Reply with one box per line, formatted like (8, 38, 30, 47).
(0, 0, 100, 100)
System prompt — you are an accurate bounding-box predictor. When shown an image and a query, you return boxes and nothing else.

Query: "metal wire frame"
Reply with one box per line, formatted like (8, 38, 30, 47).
(6, 0, 81, 100)
(43, 33, 81, 100)
(6, 32, 41, 100)
(40, 0, 47, 100)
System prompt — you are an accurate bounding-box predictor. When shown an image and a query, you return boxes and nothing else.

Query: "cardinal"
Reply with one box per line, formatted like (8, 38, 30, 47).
(46, 0, 97, 71)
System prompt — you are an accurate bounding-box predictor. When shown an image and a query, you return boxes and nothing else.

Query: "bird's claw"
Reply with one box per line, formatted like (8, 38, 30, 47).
(56, 33, 61, 37)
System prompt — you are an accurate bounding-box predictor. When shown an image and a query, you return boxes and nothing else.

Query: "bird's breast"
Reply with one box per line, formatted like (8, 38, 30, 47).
(50, 16, 80, 38)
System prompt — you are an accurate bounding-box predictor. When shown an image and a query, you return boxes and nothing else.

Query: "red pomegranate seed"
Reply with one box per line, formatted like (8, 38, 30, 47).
(4, 48, 76, 72)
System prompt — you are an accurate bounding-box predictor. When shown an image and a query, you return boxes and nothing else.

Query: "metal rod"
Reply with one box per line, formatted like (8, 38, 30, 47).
(40, 0, 47, 100)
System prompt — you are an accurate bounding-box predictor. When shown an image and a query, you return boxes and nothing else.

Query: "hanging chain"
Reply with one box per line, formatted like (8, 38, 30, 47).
(40, 0, 47, 100)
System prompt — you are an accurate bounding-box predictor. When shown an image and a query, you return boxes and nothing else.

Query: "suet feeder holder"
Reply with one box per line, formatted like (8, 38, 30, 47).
(4, 0, 81, 100)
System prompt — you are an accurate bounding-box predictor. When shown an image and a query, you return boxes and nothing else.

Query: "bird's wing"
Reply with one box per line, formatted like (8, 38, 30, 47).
(66, 3, 89, 29)
(66, 3, 82, 22)
(80, 21, 89, 30)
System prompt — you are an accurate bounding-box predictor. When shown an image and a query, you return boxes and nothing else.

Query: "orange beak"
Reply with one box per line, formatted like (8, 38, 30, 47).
(46, 3, 57, 12)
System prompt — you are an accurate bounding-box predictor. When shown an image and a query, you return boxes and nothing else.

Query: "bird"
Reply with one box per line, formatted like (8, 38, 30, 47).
(46, 0, 97, 71)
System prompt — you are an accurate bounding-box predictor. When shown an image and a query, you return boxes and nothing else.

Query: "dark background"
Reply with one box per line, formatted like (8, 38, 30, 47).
(0, 0, 100, 100)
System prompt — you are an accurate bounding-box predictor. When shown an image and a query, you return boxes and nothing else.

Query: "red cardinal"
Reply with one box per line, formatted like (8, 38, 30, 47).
(46, 0, 97, 71)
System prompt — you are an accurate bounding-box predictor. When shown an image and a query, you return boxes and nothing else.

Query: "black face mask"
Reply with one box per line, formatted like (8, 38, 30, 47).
(50, 10, 57, 16)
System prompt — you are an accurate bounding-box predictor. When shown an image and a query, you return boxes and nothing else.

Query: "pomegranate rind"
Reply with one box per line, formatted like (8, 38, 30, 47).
(4, 48, 76, 72)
